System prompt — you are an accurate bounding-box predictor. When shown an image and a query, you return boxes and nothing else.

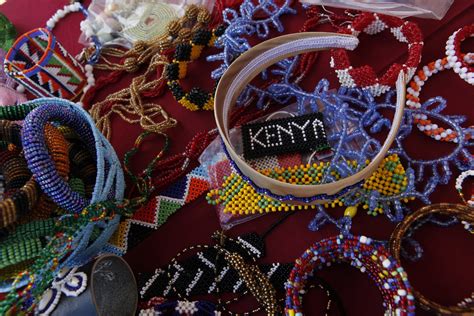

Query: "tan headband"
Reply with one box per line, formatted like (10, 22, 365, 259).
(214, 32, 407, 204)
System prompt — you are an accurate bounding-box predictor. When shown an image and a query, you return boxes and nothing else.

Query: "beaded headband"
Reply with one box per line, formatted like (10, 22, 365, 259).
(214, 32, 407, 204)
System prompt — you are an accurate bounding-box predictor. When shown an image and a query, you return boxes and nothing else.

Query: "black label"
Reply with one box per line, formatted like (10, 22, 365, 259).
(241, 112, 330, 159)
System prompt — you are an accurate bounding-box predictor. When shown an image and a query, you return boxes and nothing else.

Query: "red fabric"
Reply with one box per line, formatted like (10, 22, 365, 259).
(1, 1, 473, 314)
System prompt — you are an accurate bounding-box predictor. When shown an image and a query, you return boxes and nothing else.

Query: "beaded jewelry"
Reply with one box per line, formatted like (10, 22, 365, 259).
(455, 170, 474, 207)
(446, 24, 474, 85)
(406, 54, 474, 143)
(0, 13, 16, 52)
(389, 203, 474, 314)
(21, 98, 125, 214)
(286, 234, 415, 316)
(330, 12, 423, 96)
(208, 154, 413, 216)
(165, 25, 226, 111)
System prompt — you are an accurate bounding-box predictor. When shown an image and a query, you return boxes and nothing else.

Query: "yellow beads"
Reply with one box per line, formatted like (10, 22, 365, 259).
(344, 206, 358, 218)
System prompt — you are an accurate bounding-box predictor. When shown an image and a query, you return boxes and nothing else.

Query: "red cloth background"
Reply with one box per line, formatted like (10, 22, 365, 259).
(1, 1, 473, 315)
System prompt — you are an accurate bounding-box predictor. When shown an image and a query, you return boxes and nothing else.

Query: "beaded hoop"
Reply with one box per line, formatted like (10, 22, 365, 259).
(455, 170, 474, 207)
(446, 24, 474, 85)
(215, 32, 407, 204)
(389, 203, 474, 314)
(285, 235, 415, 316)
(21, 98, 125, 214)
(330, 12, 423, 96)
(165, 25, 226, 111)
(406, 55, 474, 143)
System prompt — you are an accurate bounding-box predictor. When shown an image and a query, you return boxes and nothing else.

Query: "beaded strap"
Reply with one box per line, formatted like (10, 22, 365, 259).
(21, 98, 125, 213)
(286, 235, 415, 316)
(331, 12, 423, 96)
(389, 203, 474, 314)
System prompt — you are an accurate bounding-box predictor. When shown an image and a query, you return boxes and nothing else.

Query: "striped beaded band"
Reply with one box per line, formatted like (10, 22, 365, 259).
(455, 170, 474, 207)
(389, 203, 474, 314)
(21, 98, 125, 214)
(406, 55, 474, 143)
(165, 25, 226, 111)
(285, 235, 416, 316)
(214, 32, 407, 204)
(446, 24, 474, 85)
(330, 12, 423, 97)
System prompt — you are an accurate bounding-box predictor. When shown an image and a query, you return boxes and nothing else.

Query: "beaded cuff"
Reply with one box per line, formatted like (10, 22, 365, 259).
(241, 112, 330, 159)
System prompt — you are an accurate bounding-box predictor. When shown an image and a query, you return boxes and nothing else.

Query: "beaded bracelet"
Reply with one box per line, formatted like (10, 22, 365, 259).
(446, 24, 474, 85)
(21, 98, 125, 214)
(286, 234, 416, 316)
(406, 54, 474, 143)
(389, 203, 474, 314)
(330, 12, 423, 96)
(455, 170, 474, 207)
(165, 25, 226, 111)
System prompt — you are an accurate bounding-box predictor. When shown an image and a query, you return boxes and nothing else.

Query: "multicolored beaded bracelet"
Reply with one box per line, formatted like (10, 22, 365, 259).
(406, 55, 474, 143)
(286, 235, 416, 316)
(446, 24, 474, 85)
(208, 154, 412, 217)
(330, 12, 423, 96)
(455, 170, 474, 207)
(165, 24, 226, 111)
(389, 203, 474, 314)
(21, 98, 125, 214)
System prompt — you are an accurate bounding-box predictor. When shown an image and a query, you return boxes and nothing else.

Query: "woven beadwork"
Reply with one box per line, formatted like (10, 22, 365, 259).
(4, 28, 87, 99)
(330, 12, 423, 96)
(105, 165, 210, 255)
(241, 112, 330, 159)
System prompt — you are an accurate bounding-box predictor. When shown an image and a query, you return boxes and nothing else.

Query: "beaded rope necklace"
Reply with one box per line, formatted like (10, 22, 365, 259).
(286, 234, 416, 316)
(406, 54, 474, 143)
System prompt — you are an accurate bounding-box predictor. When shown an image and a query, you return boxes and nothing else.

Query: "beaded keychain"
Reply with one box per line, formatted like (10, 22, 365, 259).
(330, 12, 423, 96)
(286, 234, 416, 316)
(446, 24, 474, 85)
(406, 54, 474, 143)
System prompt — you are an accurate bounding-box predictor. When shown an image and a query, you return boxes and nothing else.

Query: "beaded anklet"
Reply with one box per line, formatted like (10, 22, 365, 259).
(455, 170, 474, 207)
(389, 203, 474, 314)
(331, 12, 423, 96)
(406, 55, 474, 143)
(286, 234, 416, 316)
(166, 25, 226, 111)
(446, 24, 474, 85)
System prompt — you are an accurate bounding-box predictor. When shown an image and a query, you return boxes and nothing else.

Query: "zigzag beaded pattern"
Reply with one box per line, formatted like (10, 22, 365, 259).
(330, 12, 423, 96)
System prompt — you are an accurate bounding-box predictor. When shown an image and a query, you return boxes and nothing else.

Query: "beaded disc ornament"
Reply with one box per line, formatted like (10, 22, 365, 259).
(285, 235, 415, 316)
(330, 12, 423, 96)
(446, 24, 474, 85)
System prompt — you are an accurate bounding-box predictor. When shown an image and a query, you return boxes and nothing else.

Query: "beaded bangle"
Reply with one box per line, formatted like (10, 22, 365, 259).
(21, 98, 125, 213)
(446, 24, 474, 85)
(0, 102, 39, 121)
(389, 203, 474, 314)
(455, 170, 474, 207)
(165, 25, 226, 111)
(406, 55, 474, 143)
(330, 12, 423, 96)
(286, 234, 415, 316)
